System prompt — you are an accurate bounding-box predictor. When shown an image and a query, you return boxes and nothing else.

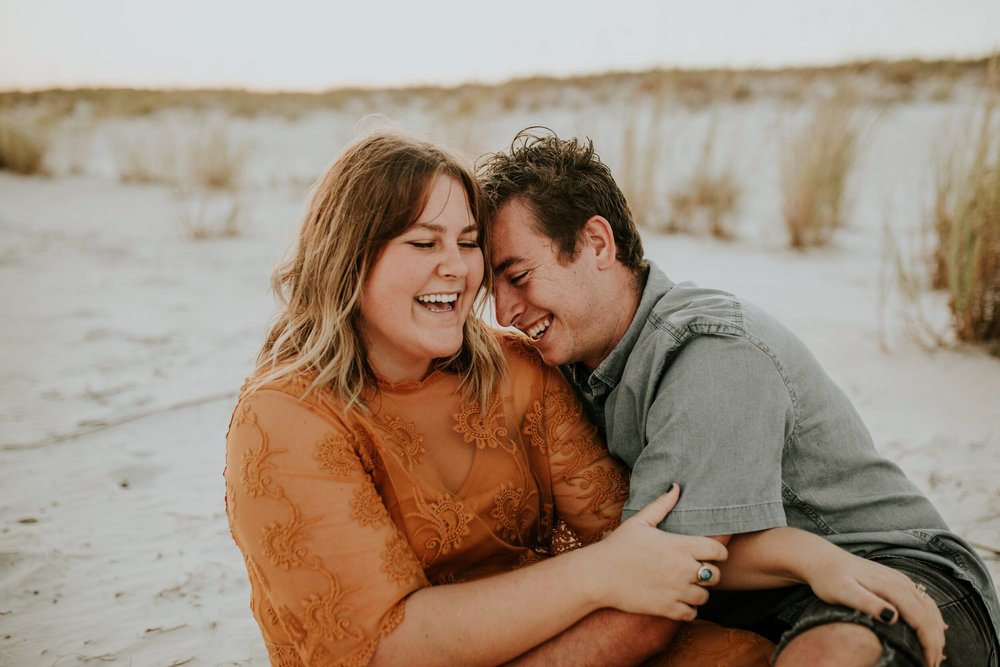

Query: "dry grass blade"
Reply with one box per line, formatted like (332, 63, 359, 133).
(781, 93, 859, 248)
(667, 125, 741, 239)
(933, 60, 1000, 345)
(186, 121, 247, 189)
(0, 116, 48, 175)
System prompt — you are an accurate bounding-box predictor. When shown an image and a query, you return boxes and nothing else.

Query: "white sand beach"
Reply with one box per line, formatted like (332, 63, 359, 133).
(2, 66, 998, 664)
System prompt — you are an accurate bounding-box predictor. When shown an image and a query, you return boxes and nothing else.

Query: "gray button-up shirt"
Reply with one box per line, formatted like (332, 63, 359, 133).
(564, 261, 999, 631)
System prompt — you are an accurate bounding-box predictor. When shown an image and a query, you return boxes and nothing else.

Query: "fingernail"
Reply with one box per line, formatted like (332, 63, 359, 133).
(879, 608, 895, 623)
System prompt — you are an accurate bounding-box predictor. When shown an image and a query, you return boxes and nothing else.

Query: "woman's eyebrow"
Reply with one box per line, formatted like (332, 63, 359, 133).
(412, 222, 479, 234)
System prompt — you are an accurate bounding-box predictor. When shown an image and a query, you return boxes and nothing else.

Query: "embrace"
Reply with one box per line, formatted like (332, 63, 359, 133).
(225, 129, 1000, 666)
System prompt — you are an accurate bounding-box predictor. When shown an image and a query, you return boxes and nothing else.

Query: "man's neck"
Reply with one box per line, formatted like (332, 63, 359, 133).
(581, 265, 646, 371)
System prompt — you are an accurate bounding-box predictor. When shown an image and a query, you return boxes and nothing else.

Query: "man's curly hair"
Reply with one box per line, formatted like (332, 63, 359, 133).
(477, 127, 645, 274)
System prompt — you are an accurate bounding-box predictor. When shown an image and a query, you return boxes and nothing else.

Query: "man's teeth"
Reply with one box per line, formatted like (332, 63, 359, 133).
(417, 293, 459, 304)
(527, 318, 551, 340)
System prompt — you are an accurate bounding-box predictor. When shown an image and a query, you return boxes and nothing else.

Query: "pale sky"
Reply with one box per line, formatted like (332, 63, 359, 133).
(2, 0, 999, 92)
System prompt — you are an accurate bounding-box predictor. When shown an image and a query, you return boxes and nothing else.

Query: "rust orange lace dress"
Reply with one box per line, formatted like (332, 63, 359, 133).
(225, 334, 774, 666)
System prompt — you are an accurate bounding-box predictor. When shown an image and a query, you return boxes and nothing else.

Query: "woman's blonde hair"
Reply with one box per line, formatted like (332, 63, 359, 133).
(252, 132, 505, 410)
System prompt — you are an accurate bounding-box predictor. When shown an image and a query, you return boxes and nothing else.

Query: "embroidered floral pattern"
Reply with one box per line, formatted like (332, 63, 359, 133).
(542, 389, 579, 433)
(300, 586, 363, 642)
(239, 407, 281, 497)
(522, 400, 547, 451)
(278, 606, 308, 644)
(453, 394, 510, 451)
(264, 642, 301, 667)
(350, 478, 389, 527)
(506, 333, 542, 361)
(353, 428, 380, 474)
(314, 432, 364, 478)
(409, 492, 473, 561)
(490, 482, 529, 542)
(552, 434, 606, 476)
(380, 531, 424, 586)
(261, 515, 310, 570)
(571, 465, 629, 519)
(376, 414, 426, 471)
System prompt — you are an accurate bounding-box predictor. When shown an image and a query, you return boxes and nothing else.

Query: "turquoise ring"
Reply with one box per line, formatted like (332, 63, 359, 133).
(697, 565, 713, 582)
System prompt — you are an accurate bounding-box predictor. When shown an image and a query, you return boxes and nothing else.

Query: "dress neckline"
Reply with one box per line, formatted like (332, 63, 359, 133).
(375, 369, 447, 392)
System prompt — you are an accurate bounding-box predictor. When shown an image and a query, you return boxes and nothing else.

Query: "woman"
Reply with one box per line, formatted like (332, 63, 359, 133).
(224, 132, 774, 665)
(225, 132, 937, 666)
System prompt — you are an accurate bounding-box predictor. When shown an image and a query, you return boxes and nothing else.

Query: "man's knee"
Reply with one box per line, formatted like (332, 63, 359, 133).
(775, 622, 882, 667)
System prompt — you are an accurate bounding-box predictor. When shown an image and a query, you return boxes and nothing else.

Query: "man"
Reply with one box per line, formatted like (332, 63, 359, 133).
(478, 129, 999, 666)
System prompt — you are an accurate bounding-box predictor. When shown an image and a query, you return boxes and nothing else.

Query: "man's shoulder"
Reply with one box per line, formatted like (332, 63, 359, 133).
(643, 282, 747, 345)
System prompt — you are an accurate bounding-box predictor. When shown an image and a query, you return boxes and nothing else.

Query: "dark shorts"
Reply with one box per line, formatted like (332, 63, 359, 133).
(700, 556, 999, 666)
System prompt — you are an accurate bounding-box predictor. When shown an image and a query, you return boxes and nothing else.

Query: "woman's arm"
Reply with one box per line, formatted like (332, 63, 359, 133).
(373, 488, 726, 667)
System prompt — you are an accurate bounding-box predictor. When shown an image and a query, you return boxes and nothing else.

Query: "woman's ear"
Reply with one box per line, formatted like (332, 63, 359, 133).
(581, 216, 618, 269)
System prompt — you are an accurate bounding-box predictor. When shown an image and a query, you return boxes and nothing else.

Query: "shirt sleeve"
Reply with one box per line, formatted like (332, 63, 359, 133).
(621, 335, 792, 536)
(224, 388, 429, 665)
(532, 365, 630, 545)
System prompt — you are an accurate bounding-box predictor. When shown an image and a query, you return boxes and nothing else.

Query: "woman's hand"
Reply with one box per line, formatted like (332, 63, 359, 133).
(801, 549, 946, 667)
(586, 485, 728, 621)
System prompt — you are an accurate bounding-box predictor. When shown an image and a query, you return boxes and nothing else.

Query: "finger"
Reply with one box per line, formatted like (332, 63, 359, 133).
(875, 577, 944, 666)
(678, 584, 710, 607)
(690, 537, 729, 563)
(694, 562, 721, 587)
(848, 582, 902, 625)
(663, 600, 698, 622)
(630, 484, 680, 527)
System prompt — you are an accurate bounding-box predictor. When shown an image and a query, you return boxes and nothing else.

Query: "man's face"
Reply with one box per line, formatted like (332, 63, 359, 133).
(489, 199, 608, 368)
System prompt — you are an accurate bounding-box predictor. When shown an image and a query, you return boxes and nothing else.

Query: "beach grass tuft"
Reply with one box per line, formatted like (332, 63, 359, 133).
(0, 116, 48, 175)
(932, 64, 1000, 344)
(780, 93, 860, 248)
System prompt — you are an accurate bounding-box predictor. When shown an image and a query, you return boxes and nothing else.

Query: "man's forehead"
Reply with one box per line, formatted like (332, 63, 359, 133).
(489, 200, 541, 273)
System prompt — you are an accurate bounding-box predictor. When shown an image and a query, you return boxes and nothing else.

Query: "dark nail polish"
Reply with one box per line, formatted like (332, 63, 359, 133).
(879, 608, 895, 623)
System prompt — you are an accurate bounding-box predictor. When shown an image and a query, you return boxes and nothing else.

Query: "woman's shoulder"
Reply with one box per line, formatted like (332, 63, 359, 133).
(236, 372, 350, 421)
(491, 329, 568, 400)
(494, 328, 545, 367)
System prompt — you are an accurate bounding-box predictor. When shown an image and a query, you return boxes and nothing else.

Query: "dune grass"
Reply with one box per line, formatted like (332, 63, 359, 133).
(666, 128, 741, 239)
(780, 94, 860, 248)
(0, 116, 47, 175)
(932, 73, 1000, 344)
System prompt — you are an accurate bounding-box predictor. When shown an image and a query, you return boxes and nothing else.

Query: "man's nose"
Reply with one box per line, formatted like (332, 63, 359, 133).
(493, 282, 521, 327)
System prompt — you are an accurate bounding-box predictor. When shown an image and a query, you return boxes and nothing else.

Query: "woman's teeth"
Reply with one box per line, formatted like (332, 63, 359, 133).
(417, 293, 458, 311)
(527, 318, 551, 340)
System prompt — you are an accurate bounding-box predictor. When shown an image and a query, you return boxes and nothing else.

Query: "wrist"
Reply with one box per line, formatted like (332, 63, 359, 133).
(567, 541, 611, 612)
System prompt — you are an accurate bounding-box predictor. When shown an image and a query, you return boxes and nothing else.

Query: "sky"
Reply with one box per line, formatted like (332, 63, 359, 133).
(2, 0, 999, 92)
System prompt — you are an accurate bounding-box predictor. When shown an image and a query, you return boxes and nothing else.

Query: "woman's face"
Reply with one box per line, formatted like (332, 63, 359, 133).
(359, 174, 484, 384)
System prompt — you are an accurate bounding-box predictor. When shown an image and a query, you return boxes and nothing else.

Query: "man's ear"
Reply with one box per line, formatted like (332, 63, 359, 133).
(582, 216, 617, 269)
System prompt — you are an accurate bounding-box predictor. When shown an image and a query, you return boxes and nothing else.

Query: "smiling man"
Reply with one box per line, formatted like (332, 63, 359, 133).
(478, 129, 1000, 666)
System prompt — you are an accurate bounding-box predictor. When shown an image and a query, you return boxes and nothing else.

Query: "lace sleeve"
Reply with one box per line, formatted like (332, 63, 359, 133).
(224, 388, 429, 666)
(533, 367, 629, 545)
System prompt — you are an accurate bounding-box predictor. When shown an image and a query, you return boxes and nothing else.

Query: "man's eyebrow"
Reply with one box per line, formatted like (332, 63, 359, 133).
(411, 222, 478, 234)
(492, 256, 524, 274)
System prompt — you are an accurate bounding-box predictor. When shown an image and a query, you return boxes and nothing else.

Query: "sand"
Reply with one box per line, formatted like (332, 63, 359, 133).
(2, 74, 998, 665)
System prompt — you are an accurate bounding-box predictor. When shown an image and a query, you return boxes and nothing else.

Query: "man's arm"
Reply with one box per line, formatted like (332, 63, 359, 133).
(505, 610, 681, 667)
(717, 527, 946, 667)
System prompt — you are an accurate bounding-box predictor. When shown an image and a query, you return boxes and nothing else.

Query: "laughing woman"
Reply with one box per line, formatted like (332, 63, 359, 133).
(224, 132, 774, 666)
